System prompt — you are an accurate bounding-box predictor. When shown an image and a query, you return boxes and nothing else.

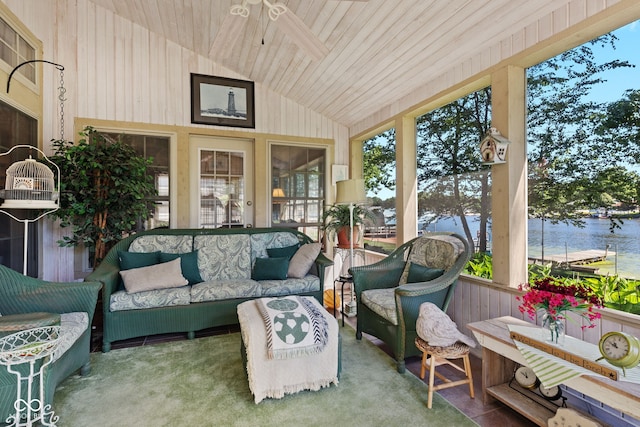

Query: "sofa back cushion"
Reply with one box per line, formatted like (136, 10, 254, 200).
(250, 232, 300, 263)
(194, 234, 252, 280)
(129, 235, 193, 254)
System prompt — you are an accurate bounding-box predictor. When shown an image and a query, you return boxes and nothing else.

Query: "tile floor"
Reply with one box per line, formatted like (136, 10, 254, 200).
(89, 311, 533, 426)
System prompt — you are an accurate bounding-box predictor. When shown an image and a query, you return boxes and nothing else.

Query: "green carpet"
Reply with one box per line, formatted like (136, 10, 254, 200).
(53, 329, 478, 426)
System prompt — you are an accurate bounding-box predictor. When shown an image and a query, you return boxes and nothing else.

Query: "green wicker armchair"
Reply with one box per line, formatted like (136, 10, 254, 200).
(350, 232, 472, 373)
(0, 265, 102, 422)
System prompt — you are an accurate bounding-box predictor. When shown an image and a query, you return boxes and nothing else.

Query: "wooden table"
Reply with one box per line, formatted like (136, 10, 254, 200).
(468, 316, 640, 426)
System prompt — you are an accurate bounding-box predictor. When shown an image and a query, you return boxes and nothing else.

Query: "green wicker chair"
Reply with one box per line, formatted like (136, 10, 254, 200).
(0, 265, 102, 422)
(350, 232, 472, 373)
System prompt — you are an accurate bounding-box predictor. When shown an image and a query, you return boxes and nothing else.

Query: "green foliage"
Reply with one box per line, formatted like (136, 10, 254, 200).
(321, 203, 376, 240)
(464, 252, 493, 279)
(464, 253, 640, 315)
(50, 126, 157, 266)
(362, 130, 396, 196)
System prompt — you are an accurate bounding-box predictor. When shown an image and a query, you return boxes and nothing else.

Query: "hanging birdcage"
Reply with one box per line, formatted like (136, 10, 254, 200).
(0, 148, 59, 210)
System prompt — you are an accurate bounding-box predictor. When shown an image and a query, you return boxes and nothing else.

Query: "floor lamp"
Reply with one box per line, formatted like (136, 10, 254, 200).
(335, 178, 367, 316)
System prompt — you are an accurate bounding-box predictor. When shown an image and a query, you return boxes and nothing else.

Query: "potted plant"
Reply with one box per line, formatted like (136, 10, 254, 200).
(322, 203, 376, 248)
(50, 126, 157, 267)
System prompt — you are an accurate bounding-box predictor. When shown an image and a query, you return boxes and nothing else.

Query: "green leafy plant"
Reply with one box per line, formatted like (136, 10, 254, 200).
(50, 126, 157, 266)
(464, 252, 493, 279)
(321, 203, 376, 245)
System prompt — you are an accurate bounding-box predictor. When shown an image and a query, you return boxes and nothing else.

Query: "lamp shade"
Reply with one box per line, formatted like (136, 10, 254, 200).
(272, 188, 285, 198)
(336, 179, 366, 205)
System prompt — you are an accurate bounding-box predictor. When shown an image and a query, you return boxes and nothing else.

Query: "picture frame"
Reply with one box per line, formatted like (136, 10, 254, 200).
(190, 73, 255, 128)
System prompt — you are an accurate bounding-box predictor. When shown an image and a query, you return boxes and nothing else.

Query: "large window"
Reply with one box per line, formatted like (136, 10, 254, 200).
(0, 101, 38, 275)
(526, 24, 639, 280)
(0, 16, 36, 83)
(271, 144, 325, 240)
(416, 88, 493, 266)
(104, 132, 170, 230)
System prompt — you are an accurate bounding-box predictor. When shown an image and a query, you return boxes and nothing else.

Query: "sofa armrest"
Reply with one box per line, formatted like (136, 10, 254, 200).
(0, 265, 102, 320)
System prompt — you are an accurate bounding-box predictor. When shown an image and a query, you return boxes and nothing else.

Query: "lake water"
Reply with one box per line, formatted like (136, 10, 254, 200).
(420, 216, 640, 279)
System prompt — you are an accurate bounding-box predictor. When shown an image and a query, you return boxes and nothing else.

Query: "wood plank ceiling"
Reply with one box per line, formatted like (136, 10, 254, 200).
(87, 0, 569, 129)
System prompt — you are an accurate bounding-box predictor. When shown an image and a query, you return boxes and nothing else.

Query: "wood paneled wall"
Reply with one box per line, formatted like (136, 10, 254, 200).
(3, 0, 348, 145)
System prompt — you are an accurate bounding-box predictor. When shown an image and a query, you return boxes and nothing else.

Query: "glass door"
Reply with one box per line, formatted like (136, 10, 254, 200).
(189, 136, 254, 228)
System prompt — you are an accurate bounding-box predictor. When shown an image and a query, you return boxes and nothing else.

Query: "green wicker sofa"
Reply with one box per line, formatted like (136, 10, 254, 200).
(87, 228, 332, 352)
(0, 265, 102, 423)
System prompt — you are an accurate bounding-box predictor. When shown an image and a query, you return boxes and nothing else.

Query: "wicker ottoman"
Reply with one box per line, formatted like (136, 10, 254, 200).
(237, 297, 340, 403)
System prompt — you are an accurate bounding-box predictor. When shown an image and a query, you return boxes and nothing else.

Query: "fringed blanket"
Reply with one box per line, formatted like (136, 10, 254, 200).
(238, 298, 339, 403)
(256, 296, 329, 360)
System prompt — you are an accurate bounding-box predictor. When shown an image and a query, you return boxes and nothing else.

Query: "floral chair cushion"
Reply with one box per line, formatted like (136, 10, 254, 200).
(360, 288, 397, 325)
(399, 235, 465, 284)
(51, 312, 89, 362)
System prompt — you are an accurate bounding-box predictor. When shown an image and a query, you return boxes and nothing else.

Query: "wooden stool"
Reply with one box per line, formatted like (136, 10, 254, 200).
(415, 337, 474, 409)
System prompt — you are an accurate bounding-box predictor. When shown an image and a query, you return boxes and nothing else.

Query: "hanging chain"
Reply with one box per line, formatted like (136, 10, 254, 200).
(58, 66, 66, 142)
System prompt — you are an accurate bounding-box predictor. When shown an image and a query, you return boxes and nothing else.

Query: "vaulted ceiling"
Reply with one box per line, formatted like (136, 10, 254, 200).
(88, 0, 571, 130)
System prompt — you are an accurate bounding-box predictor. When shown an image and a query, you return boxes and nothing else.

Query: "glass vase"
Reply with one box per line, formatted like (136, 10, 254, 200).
(541, 313, 565, 345)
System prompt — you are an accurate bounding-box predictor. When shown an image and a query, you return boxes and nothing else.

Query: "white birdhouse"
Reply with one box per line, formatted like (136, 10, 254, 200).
(479, 128, 511, 164)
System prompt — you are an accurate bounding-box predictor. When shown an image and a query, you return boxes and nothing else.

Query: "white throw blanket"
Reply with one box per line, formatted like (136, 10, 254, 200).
(238, 298, 339, 403)
(257, 296, 328, 359)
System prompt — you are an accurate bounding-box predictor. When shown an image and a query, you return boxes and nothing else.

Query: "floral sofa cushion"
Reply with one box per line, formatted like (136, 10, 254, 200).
(190, 279, 261, 303)
(259, 276, 320, 297)
(109, 287, 191, 311)
(194, 235, 252, 281)
(129, 235, 193, 254)
(399, 234, 465, 284)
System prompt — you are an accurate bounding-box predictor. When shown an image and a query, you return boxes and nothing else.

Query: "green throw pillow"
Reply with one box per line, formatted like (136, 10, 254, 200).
(160, 251, 203, 285)
(118, 251, 162, 290)
(118, 251, 161, 270)
(406, 263, 445, 283)
(252, 257, 289, 280)
(266, 243, 300, 260)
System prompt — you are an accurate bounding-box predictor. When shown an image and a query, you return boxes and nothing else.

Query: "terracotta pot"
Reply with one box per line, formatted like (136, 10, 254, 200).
(337, 226, 360, 248)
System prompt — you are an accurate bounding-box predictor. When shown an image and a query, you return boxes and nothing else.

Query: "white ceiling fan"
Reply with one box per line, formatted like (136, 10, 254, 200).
(211, 0, 367, 62)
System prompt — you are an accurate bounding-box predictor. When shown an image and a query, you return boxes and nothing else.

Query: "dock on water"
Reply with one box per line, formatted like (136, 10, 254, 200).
(528, 249, 614, 274)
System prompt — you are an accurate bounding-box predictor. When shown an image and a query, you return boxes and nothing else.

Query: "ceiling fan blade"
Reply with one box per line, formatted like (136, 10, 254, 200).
(209, 14, 248, 58)
(274, 10, 329, 61)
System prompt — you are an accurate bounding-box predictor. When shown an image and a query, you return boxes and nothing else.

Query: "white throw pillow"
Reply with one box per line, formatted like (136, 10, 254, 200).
(416, 302, 476, 347)
(120, 258, 188, 293)
(287, 243, 321, 278)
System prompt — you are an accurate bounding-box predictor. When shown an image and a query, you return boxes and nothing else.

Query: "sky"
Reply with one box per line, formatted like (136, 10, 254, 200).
(368, 20, 640, 200)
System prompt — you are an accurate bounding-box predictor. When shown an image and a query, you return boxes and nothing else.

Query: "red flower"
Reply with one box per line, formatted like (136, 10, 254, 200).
(517, 277, 603, 329)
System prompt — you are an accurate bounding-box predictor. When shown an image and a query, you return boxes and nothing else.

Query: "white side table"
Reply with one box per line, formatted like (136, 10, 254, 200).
(0, 326, 61, 427)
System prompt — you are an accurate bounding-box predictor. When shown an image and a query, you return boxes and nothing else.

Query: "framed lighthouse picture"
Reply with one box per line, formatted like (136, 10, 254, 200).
(190, 74, 255, 128)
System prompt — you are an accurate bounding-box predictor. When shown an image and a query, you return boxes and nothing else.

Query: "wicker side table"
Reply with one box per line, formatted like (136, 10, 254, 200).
(0, 326, 61, 427)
